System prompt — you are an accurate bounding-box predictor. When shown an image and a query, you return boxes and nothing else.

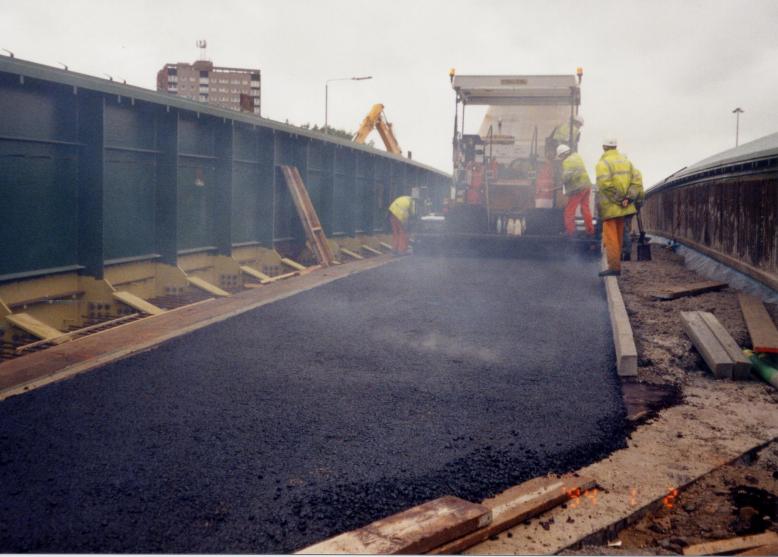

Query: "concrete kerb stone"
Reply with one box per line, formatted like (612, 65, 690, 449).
(601, 253, 638, 377)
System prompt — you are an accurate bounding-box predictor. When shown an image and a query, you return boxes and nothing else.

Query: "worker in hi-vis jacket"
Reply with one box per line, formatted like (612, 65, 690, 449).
(557, 144, 594, 237)
(596, 137, 637, 277)
(388, 195, 416, 254)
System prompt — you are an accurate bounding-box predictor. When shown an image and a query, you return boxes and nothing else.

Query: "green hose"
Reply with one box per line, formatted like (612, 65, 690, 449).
(743, 349, 778, 389)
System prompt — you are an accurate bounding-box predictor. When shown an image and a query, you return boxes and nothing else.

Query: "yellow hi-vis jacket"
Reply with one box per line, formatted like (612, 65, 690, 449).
(628, 167, 645, 207)
(388, 195, 415, 225)
(596, 149, 637, 220)
(561, 152, 592, 195)
(551, 122, 582, 144)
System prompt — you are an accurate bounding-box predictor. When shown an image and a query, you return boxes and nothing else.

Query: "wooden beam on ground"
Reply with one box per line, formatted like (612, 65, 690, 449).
(339, 248, 364, 260)
(281, 258, 307, 272)
(361, 244, 383, 256)
(739, 293, 778, 354)
(112, 291, 165, 316)
(296, 496, 491, 555)
(738, 543, 778, 556)
(681, 311, 734, 379)
(186, 276, 230, 297)
(683, 531, 778, 556)
(698, 312, 752, 379)
(651, 280, 728, 301)
(429, 475, 596, 554)
(6, 313, 66, 343)
(604, 276, 638, 376)
(379, 241, 393, 251)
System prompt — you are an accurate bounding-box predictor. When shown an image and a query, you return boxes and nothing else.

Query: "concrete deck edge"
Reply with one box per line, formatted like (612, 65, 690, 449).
(0, 256, 396, 401)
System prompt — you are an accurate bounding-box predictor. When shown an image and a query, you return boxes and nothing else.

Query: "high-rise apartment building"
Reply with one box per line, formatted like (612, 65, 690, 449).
(157, 59, 261, 115)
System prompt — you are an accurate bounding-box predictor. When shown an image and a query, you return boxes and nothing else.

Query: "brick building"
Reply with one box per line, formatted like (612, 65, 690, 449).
(157, 60, 261, 115)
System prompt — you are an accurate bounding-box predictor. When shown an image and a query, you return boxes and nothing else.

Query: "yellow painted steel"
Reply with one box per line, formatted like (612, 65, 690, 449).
(353, 104, 402, 155)
(361, 245, 383, 256)
(112, 291, 165, 316)
(339, 248, 364, 260)
(281, 258, 307, 272)
(6, 313, 65, 342)
(240, 265, 273, 284)
(379, 242, 393, 251)
(186, 276, 231, 297)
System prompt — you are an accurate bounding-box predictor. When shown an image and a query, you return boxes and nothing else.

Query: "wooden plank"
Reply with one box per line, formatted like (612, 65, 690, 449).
(683, 531, 778, 556)
(340, 248, 364, 260)
(604, 276, 638, 376)
(739, 293, 778, 354)
(681, 311, 734, 379)
(280, 166, 335, 267)
(296, 496, 491, 555)
(651, 280, 728, 301)
(112, 291, 165, 316)
(429, 475, 596, 554)
(379, 242, 393, 251)
(281, 258, 307, 272)
(6, 313, 66, 342)
(186, 276, 231, 297)
(738, 543, 778, 556)
(698, 311, 752, 379)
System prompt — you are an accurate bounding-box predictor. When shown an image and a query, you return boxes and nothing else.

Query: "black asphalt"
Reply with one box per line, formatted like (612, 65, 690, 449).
(0, 256, 626, 553)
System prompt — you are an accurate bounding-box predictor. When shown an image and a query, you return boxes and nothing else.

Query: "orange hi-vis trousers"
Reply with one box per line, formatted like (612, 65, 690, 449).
(389, 214, 409, 254)
(564, 188, 594, 236)
(603, 217, 625, 272)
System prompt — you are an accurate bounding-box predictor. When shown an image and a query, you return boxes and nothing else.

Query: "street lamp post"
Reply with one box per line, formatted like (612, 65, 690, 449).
(325, 76, 372, 133)
(732, 107, 744, 147)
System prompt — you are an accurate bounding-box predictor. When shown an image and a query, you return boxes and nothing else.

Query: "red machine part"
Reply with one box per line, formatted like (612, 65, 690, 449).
(535, 160, 555, 208)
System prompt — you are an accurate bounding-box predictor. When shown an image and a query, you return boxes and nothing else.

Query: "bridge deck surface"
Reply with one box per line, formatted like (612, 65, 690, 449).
(0, 255, 625, 553)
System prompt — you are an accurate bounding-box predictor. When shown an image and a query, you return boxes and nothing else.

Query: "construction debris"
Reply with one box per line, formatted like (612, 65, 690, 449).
(739, 294, 778, 354)
(429, 475, 596, 554)
(681, 311, 751, 379)
(682, 531, 778, 556)
(651, 280, 728, 301)
(296, 496, 490, 555)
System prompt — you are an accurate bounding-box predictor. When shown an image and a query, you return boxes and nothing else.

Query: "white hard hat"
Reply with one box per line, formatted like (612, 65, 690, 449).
(602, 137, 618, 148)
(556, 144, 571, 158)
(573, 115, 584, 126)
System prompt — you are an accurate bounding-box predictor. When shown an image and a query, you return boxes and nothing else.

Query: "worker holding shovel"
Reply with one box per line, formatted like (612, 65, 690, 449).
(621, 165, 645, 261)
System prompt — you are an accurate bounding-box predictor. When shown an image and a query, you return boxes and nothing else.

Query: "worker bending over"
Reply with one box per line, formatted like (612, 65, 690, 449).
(621, 165, 645, 261)
(596, 137, 636, 277)
(388, 195, 416, 254)
(556, 144, 594, 237)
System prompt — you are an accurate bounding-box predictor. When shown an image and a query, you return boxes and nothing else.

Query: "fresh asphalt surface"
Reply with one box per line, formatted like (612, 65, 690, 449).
(0, 255, 626, 553)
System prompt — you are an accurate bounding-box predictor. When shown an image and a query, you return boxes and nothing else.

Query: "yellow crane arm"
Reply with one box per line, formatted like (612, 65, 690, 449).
(353, 103, 402, 155)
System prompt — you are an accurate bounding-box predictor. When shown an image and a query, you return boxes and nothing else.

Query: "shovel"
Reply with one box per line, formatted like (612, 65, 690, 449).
(636, 210, 652, 261)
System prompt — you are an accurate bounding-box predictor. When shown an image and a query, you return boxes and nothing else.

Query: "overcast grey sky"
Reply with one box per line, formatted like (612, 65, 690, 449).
(2, 0, 777, 186)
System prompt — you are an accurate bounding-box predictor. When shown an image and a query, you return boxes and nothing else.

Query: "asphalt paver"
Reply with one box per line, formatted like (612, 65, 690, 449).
(0, 255, 626, 552)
